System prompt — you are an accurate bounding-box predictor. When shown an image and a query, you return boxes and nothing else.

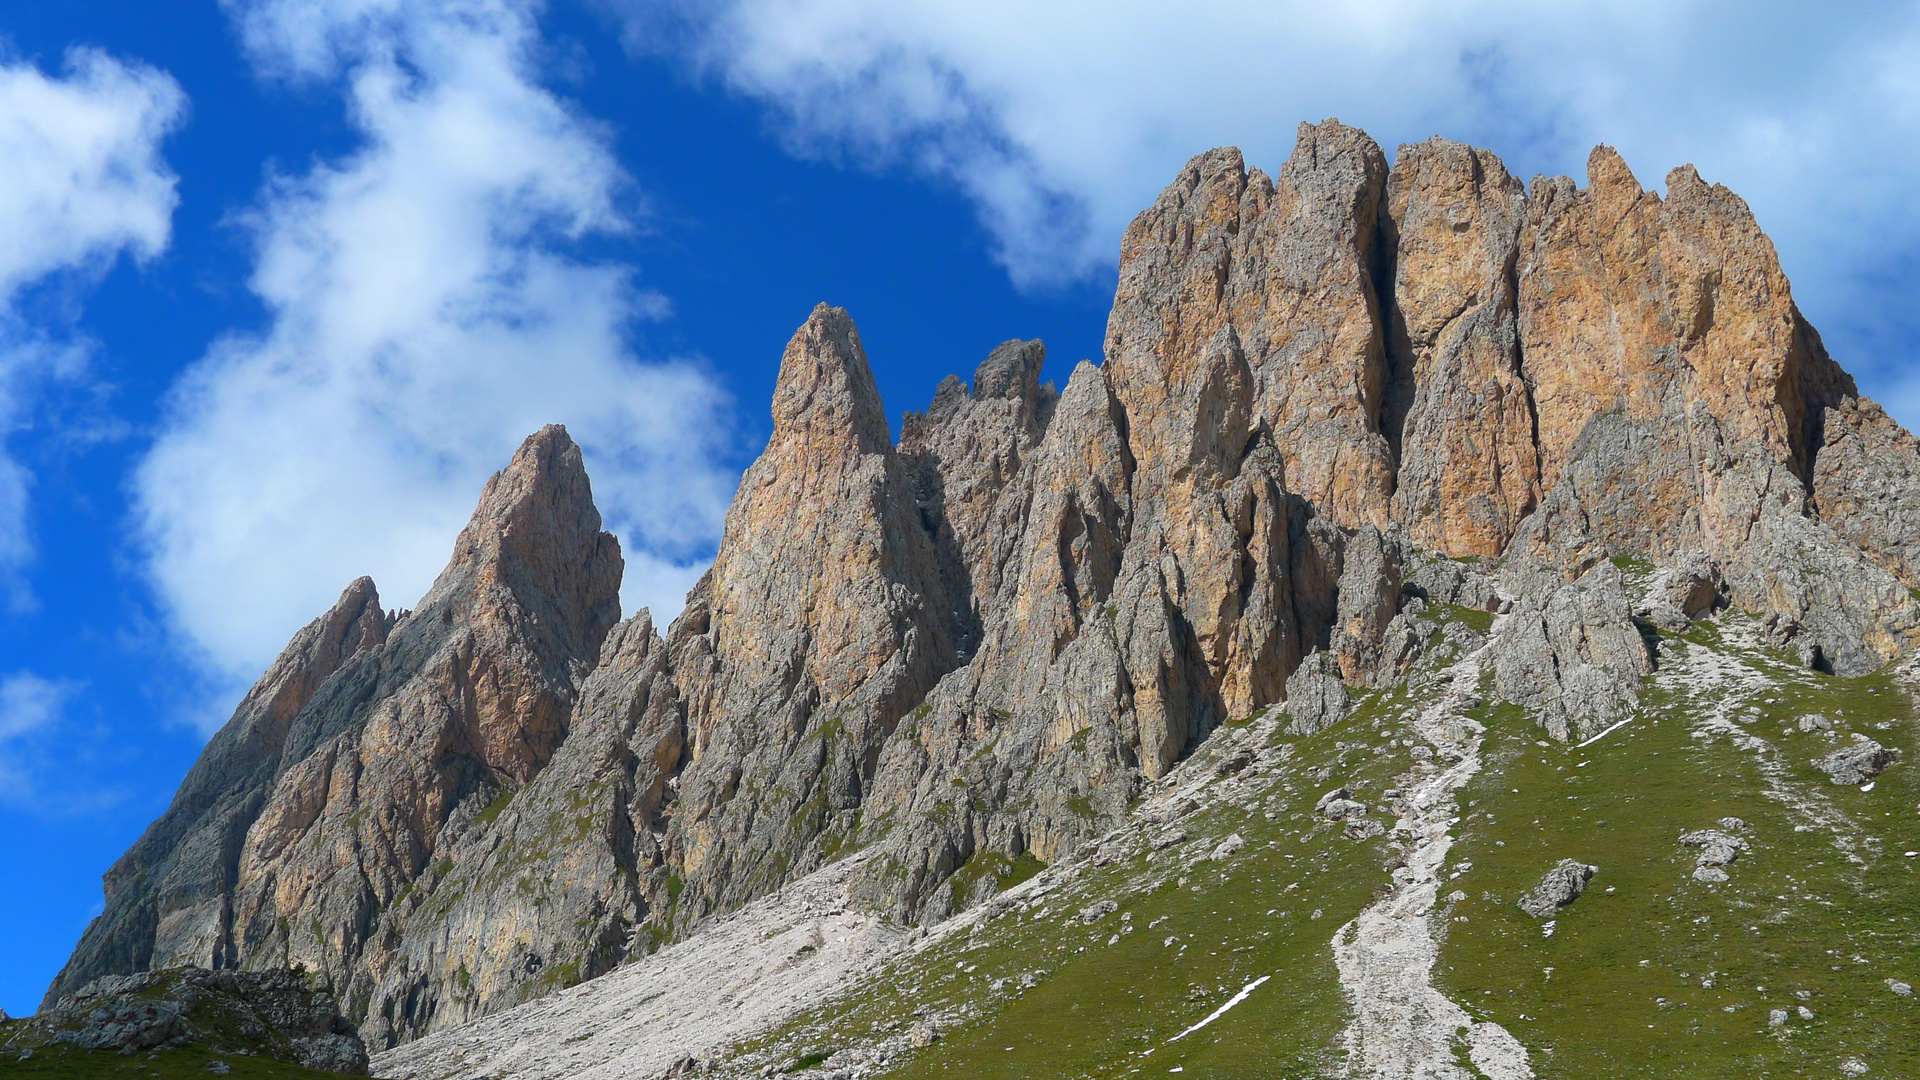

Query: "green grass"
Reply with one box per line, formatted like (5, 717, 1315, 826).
(1431, 603, 1494, 635)
(738, 606, 1919, 1079)
(946, 851, 1045, 905)
(473, 788, 514, 826)
(1434, 615, 1920, 1078)
(739, 710, 1442, 1078)
(788, 1049, 835, 1071)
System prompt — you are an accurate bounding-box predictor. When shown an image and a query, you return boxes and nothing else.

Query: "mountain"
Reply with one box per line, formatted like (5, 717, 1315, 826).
(44, 121, 1920, 1078)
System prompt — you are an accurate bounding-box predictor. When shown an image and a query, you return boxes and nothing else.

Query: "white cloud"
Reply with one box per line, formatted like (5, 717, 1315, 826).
(137, 0, 736, 693)
(0, 49, 184, 604)
(620, 0, 1920, 419)
(0, 671, 80, 803)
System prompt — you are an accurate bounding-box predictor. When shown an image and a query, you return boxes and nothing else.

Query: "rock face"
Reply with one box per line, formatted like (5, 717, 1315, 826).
(1494, 563, 1653, 741)
(10, 967, 367, 1073)
(52, 122, 1920, 1052)
(49, 426, 625, 1045)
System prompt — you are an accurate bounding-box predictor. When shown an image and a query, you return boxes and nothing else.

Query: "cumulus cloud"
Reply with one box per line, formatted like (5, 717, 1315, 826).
(137, 0, 736, 690)
(0, 48, 184, 604)
(0, 671, 81, 804)
(619, 0, 1920, 417)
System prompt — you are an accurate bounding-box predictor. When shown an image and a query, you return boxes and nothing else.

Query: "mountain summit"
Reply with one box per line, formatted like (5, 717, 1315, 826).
(42, 122, 1920, 1078)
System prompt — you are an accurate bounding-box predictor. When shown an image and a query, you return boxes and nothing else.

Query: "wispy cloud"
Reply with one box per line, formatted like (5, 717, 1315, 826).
(616, 0, 1920, 421)
(136, 0, 738, 702)
(0, 671, 82, 806)
(0, 48, 184, 607)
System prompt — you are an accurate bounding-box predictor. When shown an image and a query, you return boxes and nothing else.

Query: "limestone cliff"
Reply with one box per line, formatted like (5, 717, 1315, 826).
(51, 123, 1920, 1052)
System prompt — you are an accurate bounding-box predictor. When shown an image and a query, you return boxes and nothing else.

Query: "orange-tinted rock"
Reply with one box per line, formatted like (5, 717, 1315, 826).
(1384, 137, 1540, 556)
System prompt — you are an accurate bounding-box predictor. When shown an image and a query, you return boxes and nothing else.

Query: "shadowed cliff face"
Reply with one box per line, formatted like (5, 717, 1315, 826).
(50, 122, 1920, 1051)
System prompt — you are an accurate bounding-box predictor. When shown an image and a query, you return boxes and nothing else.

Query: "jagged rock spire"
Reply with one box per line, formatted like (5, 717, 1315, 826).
(662, 304, 959, 926)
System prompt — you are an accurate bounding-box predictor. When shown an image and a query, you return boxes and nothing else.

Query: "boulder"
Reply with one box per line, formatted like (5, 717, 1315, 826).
(1518, 859, 1597, 918)
(1815, 737, 1899, 785)
(1680, 829, 1750, 868)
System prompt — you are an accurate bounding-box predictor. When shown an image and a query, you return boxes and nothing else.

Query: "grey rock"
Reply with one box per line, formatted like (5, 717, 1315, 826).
(1321, 799, 1368, 821)
(1517, 859, 1596, 918)
(1797, 714, 1834, 732)
(1731, 511, 1920, 677)
(1889, 980, 1914, 997)
(1680, 829, 1750, 868)
(1344, 819, 1386, 840)
(1494, 562, 1653, 741)
(57, 123, 1920, 1058)
(1693, 866, 1731, 884)
(1404, 551, 1499, 610)
(1210, 834, 1246, 861)
(1285, 651, 1349, 735)
(50, 426, 623, 1048)
(18, 967, 366, 1073)
(1636, 555, 1723, 632)
(1314, 787, 1353, 814)
(1815, 737, 1899, 785)
(1077, 900, 1119, 924)
(909, 1021, 940, 1047)
(1799, 1006, 1816, 1020)
(1331, 527, 1405, 683)
(1150, 828, 1188, 852)
(1769, 1008, 1790, 1027)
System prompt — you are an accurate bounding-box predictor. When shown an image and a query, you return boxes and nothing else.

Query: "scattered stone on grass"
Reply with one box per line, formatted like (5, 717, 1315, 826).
(1518, 859, 1597, 919)
(1815, 737, 1898, 785)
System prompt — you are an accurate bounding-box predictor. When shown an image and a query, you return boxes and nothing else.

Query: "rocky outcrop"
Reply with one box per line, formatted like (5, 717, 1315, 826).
(11, 967, 367, 1073)
(1108, 123, 1394, 533)
(1384, 138, 1538, 556)
(1814, 736, 1898, 785)
(1494, 563, 1653, 742)
(358, 610, 683, 1042)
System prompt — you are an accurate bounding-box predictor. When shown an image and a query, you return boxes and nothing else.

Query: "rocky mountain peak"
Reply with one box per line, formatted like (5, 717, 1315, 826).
(420, 423, 623, 669)
(769, 303, 894, 457)
(971, 338, 1044, 401)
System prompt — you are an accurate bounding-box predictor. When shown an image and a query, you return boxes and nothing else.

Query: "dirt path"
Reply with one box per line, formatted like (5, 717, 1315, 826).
(1331, 616, 1533, 1080)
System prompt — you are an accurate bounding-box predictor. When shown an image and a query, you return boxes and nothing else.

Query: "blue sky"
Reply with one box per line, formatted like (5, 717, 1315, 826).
(2, 0, 1919, 1016)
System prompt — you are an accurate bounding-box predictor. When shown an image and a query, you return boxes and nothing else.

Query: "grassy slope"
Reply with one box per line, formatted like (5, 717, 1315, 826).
(1435, 614, 1920, 1078)
(721, 603, 1917, 1078)
(740, 679, 1460, 1078)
